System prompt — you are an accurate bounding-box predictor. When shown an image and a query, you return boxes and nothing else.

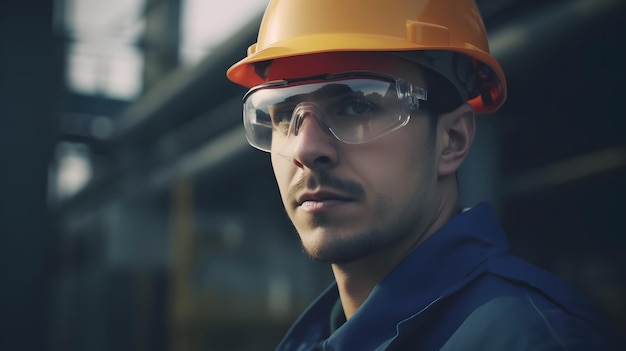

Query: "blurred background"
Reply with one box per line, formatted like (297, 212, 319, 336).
(0, 0, 624, 350)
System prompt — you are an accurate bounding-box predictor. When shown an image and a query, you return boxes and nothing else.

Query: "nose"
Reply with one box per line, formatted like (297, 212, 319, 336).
(286, 104, 338, 169)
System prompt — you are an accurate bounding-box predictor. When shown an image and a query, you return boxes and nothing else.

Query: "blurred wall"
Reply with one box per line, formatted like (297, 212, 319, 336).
(1, 1, 624, 350)
(0, 1, 62, 350)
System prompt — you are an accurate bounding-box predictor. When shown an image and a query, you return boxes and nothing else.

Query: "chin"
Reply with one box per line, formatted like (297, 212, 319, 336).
(300, 227, 397, 264)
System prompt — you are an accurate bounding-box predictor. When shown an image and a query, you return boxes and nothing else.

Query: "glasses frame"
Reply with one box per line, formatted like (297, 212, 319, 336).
(242, 71, 428, 152)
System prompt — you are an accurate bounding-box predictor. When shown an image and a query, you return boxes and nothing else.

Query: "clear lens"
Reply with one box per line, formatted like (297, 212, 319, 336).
(242, 72, 426, 153)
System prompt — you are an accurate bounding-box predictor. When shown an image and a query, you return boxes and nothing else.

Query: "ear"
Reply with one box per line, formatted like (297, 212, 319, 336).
(437, 104, 475, 177)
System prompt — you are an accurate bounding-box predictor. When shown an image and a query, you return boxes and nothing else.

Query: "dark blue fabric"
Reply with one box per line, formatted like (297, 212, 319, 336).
(275, 203, 625, 351)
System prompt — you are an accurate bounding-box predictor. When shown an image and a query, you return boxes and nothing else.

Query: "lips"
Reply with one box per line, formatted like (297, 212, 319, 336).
(296, 190, 355, 209)
(289, 172, 365, 212)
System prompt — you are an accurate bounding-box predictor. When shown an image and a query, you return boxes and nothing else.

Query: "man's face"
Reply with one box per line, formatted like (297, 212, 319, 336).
(268, 53, 444, 264)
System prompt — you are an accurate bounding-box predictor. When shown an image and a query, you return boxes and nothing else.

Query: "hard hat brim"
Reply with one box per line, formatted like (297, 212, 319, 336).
(227, 33, 506, 114)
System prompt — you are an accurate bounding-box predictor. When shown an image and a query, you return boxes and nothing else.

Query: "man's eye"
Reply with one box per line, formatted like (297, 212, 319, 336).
(271, 108, 293, 133)
(339, 99, 376, 117)
(271, 108, 292, 123)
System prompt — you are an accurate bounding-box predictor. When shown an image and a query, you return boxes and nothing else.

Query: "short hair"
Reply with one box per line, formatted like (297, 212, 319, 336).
(421, 66, 464, 115)
(420, 66, 465, 137)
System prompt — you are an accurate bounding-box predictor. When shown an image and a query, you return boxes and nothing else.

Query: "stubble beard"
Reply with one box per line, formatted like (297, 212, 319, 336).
(302, 226, 391, 264)
(297, 194, 413, 264)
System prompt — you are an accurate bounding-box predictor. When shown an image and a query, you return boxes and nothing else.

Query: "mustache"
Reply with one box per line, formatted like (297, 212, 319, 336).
(287, 170, 365, 202)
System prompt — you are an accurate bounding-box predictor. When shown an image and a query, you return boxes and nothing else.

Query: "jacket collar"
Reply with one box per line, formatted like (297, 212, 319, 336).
(277, 202, 508, 350)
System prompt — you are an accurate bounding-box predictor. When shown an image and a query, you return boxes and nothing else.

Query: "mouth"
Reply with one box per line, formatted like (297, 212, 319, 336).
(296, 190, 356, 212)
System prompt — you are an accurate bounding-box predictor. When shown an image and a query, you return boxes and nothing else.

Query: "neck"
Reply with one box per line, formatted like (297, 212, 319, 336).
(331, 248, 401, 319)
(331, 178, 458, 320)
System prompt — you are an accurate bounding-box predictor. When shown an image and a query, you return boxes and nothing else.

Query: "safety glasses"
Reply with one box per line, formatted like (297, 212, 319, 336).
(242, 71, 427, 153)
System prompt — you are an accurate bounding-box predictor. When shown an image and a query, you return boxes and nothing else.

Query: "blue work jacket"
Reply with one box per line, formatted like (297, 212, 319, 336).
(276, 203, 624, 350)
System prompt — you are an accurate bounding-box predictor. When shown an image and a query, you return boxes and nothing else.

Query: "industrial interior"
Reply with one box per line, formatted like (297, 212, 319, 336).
(1, 0, 625, 350)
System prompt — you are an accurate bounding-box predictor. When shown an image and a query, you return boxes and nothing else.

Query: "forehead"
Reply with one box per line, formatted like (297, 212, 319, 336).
(264, 52, 426, 85)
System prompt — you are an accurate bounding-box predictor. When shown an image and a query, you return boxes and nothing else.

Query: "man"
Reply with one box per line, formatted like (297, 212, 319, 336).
(227, 0, 624, 350)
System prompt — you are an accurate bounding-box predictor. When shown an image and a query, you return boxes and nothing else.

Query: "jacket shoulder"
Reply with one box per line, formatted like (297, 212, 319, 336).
(439, 290, 621, 351)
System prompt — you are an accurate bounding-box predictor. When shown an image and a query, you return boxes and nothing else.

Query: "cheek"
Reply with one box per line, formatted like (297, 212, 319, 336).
(358, 141, 435, 212)
(271, 155, 293, 203)
(358, 138, 431, 187)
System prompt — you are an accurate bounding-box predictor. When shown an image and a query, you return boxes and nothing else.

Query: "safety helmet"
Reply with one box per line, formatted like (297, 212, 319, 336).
(227, 0, 506, 114)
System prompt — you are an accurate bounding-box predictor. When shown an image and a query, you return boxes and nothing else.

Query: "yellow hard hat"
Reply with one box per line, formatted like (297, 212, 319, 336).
(227, 0, 506, 114)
